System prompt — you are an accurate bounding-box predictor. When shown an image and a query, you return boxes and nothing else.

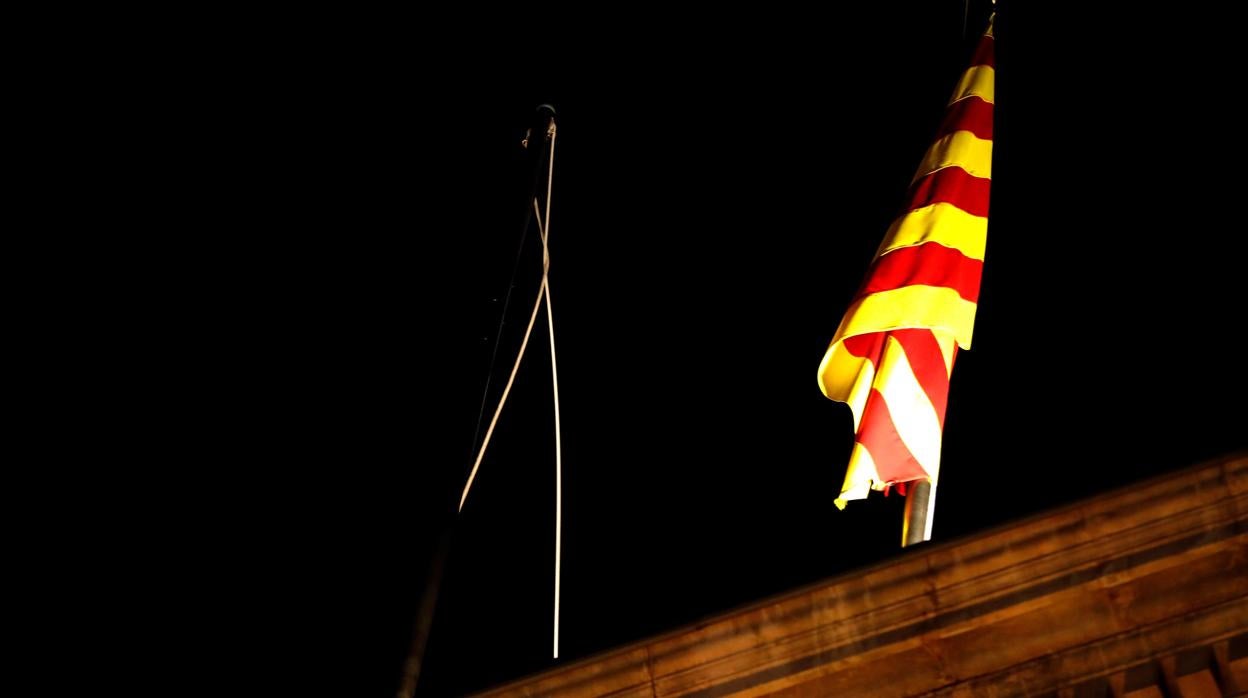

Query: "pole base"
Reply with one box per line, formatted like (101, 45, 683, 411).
(902, 479, 936, 547)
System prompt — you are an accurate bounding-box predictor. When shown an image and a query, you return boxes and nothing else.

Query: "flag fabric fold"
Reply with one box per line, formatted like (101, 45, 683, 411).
(818, 18, 995, 510)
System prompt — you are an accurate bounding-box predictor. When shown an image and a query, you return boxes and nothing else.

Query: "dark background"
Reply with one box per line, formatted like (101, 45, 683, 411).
(133, 2, 1242, 694)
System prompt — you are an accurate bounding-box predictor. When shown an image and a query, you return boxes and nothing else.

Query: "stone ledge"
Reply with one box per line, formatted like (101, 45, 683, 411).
(475, 452, 1247, 697)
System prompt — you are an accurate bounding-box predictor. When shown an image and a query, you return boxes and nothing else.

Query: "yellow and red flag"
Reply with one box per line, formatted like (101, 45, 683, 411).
(818, 19, 994, 509)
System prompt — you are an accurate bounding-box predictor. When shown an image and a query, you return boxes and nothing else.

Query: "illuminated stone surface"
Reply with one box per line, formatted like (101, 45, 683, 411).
(475, 453, 1247, 697)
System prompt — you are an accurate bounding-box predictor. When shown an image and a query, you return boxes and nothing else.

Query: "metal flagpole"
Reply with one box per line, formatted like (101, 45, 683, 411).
(542, 123, 564, 661)
(396, 105, 558, 698)
(529, 113, 563, 657)
(901, 479, 936, 547)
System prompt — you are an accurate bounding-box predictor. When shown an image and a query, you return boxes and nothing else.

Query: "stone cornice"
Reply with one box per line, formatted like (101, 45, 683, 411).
(475, 452, 1248, 696)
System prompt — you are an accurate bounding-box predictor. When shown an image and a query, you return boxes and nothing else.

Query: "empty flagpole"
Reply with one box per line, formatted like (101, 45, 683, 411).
(397, 106, 558, 698)
(530, 113, 562, 658)
(458, 106, 558, 512)
(458, 106, 564, 656)
(544, 122, 563, 661)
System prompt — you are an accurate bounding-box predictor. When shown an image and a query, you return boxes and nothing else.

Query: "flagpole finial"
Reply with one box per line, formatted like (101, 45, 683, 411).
(524, 105, 558, 149)
(537, 104, 557, 139)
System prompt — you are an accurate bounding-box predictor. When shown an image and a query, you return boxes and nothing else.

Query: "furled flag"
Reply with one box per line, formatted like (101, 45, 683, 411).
(817, 17, 994, 510)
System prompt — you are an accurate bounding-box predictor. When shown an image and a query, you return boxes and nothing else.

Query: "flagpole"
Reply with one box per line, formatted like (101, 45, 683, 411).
(901, 479, 936, 546)
(529, 116, 563, 658)
(396, 522, 454, 698)
(396, 105, 557, 698)
(822, 12, 994, 547)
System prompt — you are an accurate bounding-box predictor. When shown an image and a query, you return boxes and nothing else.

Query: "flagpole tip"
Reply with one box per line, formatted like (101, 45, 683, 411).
(523, 105, 557, 149)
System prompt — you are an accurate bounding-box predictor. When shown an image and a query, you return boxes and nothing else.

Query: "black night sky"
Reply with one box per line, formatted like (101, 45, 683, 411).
(206, 2, 1244, 695)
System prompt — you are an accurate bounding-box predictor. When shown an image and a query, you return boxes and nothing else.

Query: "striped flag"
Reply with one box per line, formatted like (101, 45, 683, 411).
(818, 18, 994, 510)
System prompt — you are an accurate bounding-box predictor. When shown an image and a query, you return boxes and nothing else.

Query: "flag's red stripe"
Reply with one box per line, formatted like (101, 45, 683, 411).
(857, 388, 929, 483)
(936, 95, 994, 140)
(971, 33, 994, 68)
(890, 329, 952, 427)
(903, 166, 992, 217)
(842, 332, 886, 361)
(859, 243, 983, 302)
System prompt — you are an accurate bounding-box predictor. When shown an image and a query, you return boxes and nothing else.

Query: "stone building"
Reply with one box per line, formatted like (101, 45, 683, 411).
(477, 453, 1247, 697)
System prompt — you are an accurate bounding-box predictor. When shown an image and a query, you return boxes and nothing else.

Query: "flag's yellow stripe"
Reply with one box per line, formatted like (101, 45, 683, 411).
(816, 341, 876, 427)
(874, 335, 944, 475)
(835, 444, 878, 510)
(833, 285, 979, 350)
(877, 202, 988, 262)
(913, 131, 993, 182)
(950, 65, 995, 105)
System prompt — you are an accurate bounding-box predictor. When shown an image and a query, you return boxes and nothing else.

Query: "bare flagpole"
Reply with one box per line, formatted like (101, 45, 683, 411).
(397, 105, 558, 698)
(529, 113, 562, 657)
